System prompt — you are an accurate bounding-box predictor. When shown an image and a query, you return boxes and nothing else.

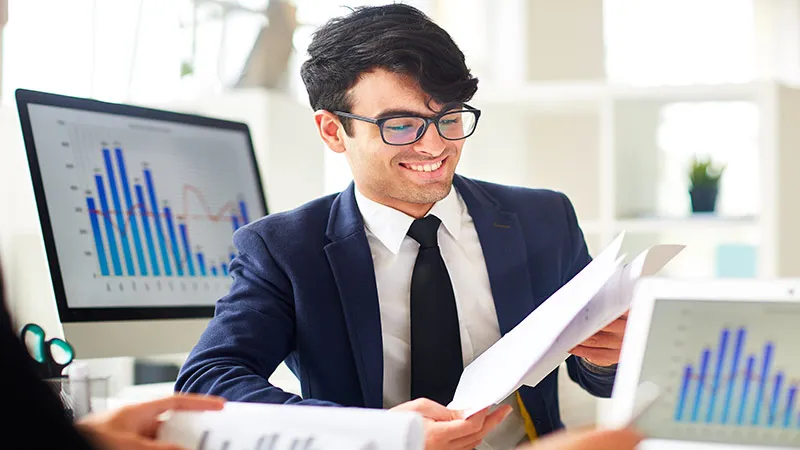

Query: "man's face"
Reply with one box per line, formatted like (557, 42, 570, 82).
(338, 69, 465, 215)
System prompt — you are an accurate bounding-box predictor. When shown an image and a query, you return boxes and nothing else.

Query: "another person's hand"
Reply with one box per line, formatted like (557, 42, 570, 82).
(519, 426, 643, 450)
(391, 398, 512, 450)
(76, 393, 225, 450)
(570, 311, 628, 367)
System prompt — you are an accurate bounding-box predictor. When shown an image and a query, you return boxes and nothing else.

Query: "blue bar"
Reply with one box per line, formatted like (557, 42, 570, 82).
(707, 328, 730, 423)
(145, 169, 173, 276)
(692, 348, 712, 422)
(768, 372, 784, 426)
(753, 343, 774, 425)
(785, 385, 798, 428)
(211, 266, 218, 277)
(103, 149, 135, 276)
(135, 185, 160, 276)
(232, 215, 240, 232)
(95, 175, 122, 275)
(722, 328, 746, 424)
(86, 197, 110, 276)
(737, 356, 756, 425)
(114, 148, 147, 276)
(239, 200, 250, 224)
(163, 207, 184, 276)
(221, 262, 229, 276)
(197, 253, 207, 276)
(676, 365, 692, 421)
(178, 224, 196, 276)
(230, 253, 236, 263)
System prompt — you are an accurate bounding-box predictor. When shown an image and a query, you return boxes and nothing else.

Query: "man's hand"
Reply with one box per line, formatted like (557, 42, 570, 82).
(391, 398, 512, 450)
(519, 427, 643, 450)
(570, 311, 628, 367)
(77, 393, 226, 450)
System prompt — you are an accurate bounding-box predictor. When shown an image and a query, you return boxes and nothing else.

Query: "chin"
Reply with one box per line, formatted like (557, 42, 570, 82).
(405, 181, 452, 204)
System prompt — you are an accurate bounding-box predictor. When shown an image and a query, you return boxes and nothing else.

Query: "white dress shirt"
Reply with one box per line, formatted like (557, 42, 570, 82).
(355, 185, 527, 450)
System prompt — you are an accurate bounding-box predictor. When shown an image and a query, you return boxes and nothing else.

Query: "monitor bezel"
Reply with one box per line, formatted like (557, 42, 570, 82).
(14, 88, 269, 323)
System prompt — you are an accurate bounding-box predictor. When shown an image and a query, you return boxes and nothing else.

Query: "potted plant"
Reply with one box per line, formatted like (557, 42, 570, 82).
(688, 155, 726, 213)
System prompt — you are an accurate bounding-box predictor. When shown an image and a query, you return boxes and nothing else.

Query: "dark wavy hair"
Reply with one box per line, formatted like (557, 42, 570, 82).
(300, 3, 479, 134)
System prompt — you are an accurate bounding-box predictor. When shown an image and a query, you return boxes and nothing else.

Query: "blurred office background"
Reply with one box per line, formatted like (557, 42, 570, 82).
(2, 0, 800, 427)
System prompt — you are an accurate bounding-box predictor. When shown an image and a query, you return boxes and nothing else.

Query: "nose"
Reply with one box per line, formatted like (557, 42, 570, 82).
(411, 121, 446, 157)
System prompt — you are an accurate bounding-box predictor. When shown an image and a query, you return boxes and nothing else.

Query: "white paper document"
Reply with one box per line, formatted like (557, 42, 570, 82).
(447, 232, 685, 417)
(157, 402, 425, 450)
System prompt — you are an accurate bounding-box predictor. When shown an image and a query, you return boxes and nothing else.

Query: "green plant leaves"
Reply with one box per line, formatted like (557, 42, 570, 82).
(689, 155, 726, 187)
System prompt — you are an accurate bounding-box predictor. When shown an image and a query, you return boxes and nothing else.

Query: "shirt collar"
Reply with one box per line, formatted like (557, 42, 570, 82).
(354, 185, 463, 255)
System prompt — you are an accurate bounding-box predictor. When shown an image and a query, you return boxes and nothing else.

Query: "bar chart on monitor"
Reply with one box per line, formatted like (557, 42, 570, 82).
(28, 104, 265, 309)
(634, 299, 800, 447)
(83, 145, 246, 281)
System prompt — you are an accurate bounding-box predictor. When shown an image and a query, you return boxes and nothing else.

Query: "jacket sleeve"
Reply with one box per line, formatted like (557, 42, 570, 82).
(175, 227, 339, 407)
(557, 192, 617, 398)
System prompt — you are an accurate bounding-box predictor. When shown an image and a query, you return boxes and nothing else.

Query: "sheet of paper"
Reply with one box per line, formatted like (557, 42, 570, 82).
(448, 233, 685, 417)
(520, 244, 686, 388)
(447, 233, 627, 415)
(157, 402, 424, 450)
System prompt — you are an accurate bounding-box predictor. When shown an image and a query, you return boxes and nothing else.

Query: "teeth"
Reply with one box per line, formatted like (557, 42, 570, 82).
(406, 161, 443, 172)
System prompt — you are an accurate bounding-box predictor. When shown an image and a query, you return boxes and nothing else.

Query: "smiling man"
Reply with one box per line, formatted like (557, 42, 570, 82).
(176, 4, 626, 450)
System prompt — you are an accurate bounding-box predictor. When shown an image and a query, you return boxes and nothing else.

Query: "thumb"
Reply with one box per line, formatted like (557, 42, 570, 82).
(392, 398, 461, 421)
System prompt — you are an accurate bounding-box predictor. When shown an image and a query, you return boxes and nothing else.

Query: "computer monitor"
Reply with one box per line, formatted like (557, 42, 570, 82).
(14, 88, 268, 359)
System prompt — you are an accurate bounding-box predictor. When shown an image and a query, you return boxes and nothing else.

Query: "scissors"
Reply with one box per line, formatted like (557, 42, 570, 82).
(19, 323, 75, 379)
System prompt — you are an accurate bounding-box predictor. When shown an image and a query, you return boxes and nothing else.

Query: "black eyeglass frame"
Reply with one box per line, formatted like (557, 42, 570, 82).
(332, 104, 482, 146)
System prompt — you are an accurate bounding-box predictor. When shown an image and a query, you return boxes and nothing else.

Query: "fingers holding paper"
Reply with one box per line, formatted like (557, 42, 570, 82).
(570, 312, 628, 367)
(390, 398, 512, 450)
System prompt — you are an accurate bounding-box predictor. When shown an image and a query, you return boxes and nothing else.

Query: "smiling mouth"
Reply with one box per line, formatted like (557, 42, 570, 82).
(399, 158, 446, 173)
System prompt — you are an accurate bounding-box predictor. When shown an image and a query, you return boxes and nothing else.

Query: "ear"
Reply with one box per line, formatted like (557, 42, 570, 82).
(314, 110, 347, 154)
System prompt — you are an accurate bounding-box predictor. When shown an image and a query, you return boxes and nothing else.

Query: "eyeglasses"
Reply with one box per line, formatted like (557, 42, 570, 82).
(333, 105, 481, 146)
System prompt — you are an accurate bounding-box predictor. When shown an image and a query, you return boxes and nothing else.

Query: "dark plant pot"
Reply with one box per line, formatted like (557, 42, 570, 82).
(689, 185, 718, 213)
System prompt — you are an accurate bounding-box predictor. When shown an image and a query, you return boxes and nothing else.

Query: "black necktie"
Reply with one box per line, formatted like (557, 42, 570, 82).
(407, 215, 463, 405)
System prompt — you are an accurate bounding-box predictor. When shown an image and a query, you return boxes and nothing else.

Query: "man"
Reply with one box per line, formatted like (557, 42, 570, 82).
(176, 4, 628, 449)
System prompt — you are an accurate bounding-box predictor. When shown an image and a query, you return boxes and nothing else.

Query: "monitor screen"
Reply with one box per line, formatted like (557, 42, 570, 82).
(16, 89, 268, 323)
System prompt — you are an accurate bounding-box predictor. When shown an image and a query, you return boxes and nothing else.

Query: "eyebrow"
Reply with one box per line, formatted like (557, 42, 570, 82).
(374, 108, 432, 119)
(374, 103, 465, 119)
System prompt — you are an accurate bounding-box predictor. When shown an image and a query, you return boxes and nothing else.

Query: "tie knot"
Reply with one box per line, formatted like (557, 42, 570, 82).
(407, 215, 442, 248)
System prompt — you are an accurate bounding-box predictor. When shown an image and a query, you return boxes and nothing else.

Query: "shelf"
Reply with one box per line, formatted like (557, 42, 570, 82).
(609, 81, 766, 102)
(474, 80, 772, 106)
(475, 81, 607, 107)
(613, 215, 759, 234)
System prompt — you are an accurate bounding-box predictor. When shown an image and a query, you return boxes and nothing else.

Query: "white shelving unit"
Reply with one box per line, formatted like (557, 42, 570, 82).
(459, 79, 800, 280)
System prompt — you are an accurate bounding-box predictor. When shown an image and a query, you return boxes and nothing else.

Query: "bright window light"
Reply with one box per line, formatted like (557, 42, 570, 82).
(604, 0, 756, 85)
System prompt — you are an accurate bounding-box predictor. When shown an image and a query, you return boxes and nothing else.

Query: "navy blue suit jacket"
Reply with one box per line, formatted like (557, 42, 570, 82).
(176, 175, 616, 436)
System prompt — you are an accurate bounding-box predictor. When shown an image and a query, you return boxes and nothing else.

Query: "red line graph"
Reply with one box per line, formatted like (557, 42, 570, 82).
(89, 183, 240, 233)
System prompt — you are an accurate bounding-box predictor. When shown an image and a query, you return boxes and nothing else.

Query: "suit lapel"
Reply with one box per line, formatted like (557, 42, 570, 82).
(453, 176, 536, 335)
(324, 184, 384, 408)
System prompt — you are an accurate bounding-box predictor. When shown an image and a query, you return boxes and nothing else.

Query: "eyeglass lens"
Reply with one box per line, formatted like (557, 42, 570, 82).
(381, 111, 477, 145)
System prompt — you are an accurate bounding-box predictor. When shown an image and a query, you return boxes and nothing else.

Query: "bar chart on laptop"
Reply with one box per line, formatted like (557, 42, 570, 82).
(634, 299, 800, 447)
(27, 104, 265, 308)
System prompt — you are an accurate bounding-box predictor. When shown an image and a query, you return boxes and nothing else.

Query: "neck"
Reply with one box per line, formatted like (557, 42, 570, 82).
(393, 202, 434, 219)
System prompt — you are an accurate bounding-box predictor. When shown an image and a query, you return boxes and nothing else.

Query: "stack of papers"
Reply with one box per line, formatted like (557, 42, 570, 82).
(448, 232, 685, 416)
(157, 402, 425, 450)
